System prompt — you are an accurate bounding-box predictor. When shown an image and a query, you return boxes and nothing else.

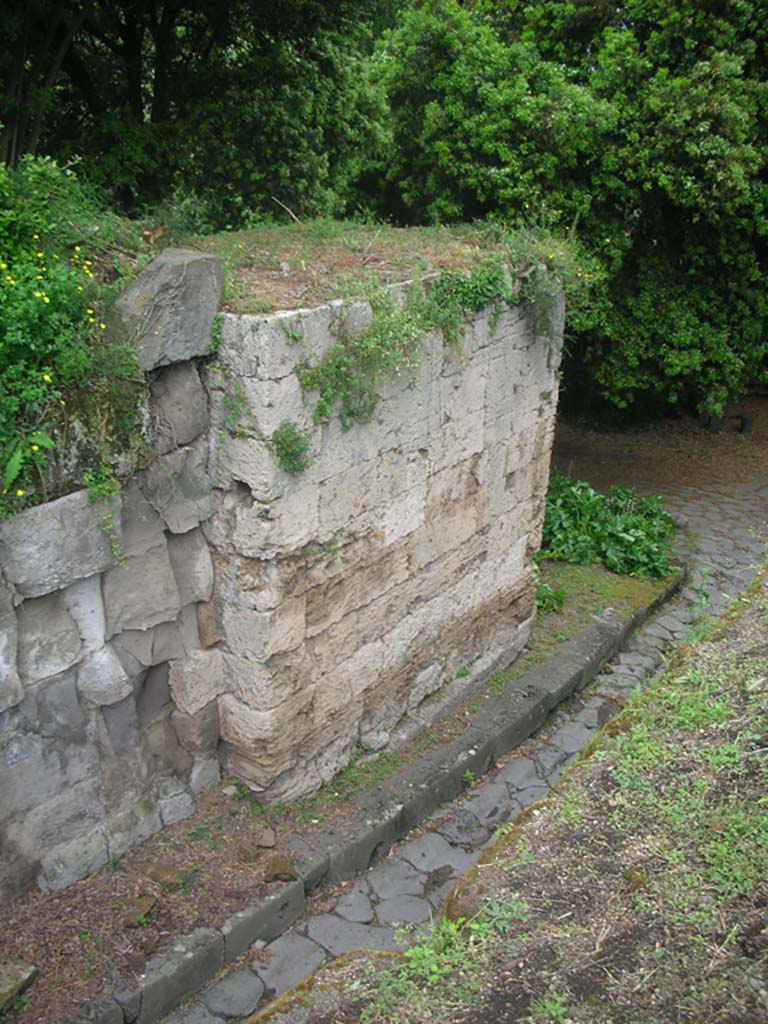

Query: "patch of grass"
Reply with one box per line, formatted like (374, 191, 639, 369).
(297, 746, 410, 812)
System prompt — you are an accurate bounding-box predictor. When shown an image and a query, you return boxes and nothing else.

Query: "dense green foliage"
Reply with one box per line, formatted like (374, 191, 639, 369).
(541, 471, 675, 578)
(375, 0, 768, 417)
(0, 158, 143, 515)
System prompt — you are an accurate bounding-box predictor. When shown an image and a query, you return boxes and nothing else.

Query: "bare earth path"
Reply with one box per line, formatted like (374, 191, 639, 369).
(157, 403, 768, 1024)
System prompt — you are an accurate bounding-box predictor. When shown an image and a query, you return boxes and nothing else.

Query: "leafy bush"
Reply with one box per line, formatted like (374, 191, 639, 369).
(376, 0, 768, 418)
(0, 157, 144, 516)
(541, 470, 674, 578)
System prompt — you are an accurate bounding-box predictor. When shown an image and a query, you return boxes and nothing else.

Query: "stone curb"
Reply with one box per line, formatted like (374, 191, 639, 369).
(67, 566, 686, 1024)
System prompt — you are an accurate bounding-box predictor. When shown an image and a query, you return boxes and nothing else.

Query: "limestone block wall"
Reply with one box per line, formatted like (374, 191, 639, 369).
(0, 249, 563, 903)
(196, 293, 563, 799)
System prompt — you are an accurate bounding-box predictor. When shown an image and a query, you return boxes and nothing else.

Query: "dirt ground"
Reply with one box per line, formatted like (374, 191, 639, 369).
(553, 393, 768, 490)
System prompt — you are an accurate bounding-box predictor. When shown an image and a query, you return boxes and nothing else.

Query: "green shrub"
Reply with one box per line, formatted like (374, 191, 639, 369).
(541, 470, 674, 578)
(0, 157, 144, 517)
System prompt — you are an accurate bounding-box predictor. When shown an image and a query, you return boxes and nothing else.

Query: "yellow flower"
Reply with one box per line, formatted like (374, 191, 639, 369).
(43, 295, 50, 304)
(74, 245, 81, 252)
(31, 444, 39, 452)
(33, 234, 39, 240)
(88, 317, 95, 324)
(16, 489, 24, 497)
(34, 291, 43, 298)
(77, 285, 83, 291)
(84, 259, 92, 266)
(43, 373, 52, 382)
(0, 262, 6, 270)
(36, 274, 43, 280)
(36, 251, 43, 258)
(99, 322, 106, 330)
(86, 308, 94, 314)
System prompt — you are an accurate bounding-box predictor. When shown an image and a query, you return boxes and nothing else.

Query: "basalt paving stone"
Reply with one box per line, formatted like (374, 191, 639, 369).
(547, 721, 597, 755)
(376, 894, 432, 926)
(253, 933, 326, 997)
(333, 882, 375, 924)
(399, 833, 476, 876)
(462, 784, 522, 827)
(618, 652, 658, 672)
(433, 809, 490, 847)
(367, 858, 426, 901)
(516, 783, 550, 805)
(495, 756, 541, 790)
(533, 742, 571, 777)
(202, 971, 265, 1018)
(304, 915, 403, 957)
(426, 875, 460, 909)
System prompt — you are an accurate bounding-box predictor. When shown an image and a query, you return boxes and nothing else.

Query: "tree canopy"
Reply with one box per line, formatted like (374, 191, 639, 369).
(2, 0, 766, 416)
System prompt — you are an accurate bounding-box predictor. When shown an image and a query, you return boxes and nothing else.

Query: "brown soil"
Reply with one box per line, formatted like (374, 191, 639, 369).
(553, 393, 768, 490)
(187, 222, 513, 314)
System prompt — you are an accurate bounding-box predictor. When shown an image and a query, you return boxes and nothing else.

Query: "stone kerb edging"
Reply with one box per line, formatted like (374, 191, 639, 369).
(70, 566, 685, 1024)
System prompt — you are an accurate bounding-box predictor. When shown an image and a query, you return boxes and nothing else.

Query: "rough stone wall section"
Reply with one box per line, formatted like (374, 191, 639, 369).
(0, 251, 222, 904)
(0, 248, 563, 904)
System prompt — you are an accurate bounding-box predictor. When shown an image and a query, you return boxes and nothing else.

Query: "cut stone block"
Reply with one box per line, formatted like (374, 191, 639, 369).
(137, 927, 223, 1023)
(171, 701, 220, 753)
(17, 592, 82, 684)
(252, 932, 326, 997)
(113, 248, 224, 371)
(0, 577, 21, 712)
(119, 479, 165, 557)
(136, 664, 172, 724)
(157, 777, 195, 826)
(142, 440, 215, 534)
(62, 574, 106, 654)
(38, 826, 109, 891)
(169, 649, 225, 716)
(102, 539, 181, 637)
(167, 528, 214, 605)
(77, 645, 133, 706)
(0, 957, 38, 1013)
(151, 361, 209, 453)
(0, 489, 121, 598)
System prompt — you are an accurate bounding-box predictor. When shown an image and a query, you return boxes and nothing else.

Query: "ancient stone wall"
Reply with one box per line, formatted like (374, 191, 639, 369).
(0, 251, 562, 903)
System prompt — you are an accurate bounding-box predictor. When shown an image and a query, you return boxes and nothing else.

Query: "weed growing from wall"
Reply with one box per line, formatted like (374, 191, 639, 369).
(296, 255, 566, 437)
(268, 420, 312, 476)
(83, 463, 123, 562)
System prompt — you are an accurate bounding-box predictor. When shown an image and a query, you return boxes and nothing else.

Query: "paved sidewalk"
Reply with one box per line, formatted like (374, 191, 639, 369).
(160, 474, 768, 1024)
